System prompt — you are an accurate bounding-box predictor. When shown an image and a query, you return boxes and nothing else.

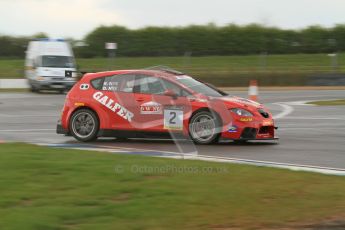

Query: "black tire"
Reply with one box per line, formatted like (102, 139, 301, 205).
(69, 109, 99, 142)
(30, 85, 39, 93)
(189, 111, 221, 144)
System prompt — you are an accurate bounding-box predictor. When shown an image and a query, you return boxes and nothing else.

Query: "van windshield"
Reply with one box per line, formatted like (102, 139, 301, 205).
(41, 56, 75, 68)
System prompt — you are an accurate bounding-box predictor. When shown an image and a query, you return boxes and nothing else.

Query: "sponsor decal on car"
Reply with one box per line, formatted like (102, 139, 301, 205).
(228, 125, 238, 133)
(140, 101, 162, 114)
(262, 120, 273, 126)
(239, 117, 253, 122)
(93, 92, 134, 122)
(102, 81, 119, 91)
(164, 109, 184, 130)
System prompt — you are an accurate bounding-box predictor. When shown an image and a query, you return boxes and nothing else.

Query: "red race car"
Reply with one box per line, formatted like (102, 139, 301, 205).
(57, 68, 278, 144)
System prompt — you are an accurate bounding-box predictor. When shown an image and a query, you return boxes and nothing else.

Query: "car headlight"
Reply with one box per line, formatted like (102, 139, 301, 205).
(230, 108, 253, 117)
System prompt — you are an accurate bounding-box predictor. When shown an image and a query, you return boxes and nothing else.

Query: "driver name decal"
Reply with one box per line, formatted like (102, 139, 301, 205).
(93, 92, 134, 122)
(140, 101, 162, 115)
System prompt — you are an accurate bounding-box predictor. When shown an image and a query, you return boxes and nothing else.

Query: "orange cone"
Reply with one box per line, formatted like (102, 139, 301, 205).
(248, 80, 258, 101)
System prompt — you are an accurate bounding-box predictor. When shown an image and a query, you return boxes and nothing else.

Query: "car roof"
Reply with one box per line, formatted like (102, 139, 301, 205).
(82, 69, 184, 82)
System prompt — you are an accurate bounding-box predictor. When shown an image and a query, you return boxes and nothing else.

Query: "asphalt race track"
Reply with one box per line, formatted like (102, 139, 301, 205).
(0, 90, 344, 170)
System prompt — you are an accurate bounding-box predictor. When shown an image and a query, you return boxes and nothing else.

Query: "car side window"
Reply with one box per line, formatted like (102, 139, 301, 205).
(135, 75, 191, 97)
(160, 78, 191, 97)
(90, 78, 104, 90)
(98, 74, 135, 92)
(136, 75, 165, 95)
(102, 76, 122, 91)
(121, 75, 136, 93)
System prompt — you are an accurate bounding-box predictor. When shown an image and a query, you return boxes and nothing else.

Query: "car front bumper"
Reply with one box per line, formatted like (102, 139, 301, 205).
(56, 120, 69, 135)
(221, 119, 277, 140)
(220, 136, 279, 141)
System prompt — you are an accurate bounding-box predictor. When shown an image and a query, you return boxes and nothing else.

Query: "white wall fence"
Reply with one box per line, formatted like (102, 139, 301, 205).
(0, 79, 29, 89)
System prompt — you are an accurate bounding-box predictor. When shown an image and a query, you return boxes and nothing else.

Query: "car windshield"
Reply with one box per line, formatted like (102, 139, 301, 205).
(41, 55, 75, 68)
(176, 76, 227, 97)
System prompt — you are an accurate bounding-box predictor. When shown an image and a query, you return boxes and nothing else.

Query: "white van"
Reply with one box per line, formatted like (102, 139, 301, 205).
(25, 39, 78, 92)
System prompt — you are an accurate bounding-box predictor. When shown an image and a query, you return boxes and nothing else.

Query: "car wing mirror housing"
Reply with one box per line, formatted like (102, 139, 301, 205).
(164, 89, 178, 99)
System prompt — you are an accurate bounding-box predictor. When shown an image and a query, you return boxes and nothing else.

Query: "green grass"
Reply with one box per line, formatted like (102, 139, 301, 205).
(0, 88, 29, 93)
(0, 143, 345, 230)
(1, 53, 344, 86)
(308, 99, 345, 106)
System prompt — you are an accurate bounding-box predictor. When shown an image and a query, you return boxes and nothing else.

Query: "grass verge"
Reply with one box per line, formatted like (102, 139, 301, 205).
(1, 54, 345, 86)
(0, 88, 29, 93)
(307, 99, 345, 106)
(0, 143, 345, 229)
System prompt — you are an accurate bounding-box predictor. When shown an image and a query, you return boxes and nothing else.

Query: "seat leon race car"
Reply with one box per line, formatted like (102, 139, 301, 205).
(57, 68, 278, 144)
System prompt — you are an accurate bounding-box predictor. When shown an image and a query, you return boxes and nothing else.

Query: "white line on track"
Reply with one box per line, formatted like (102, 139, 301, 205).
(39, 143, 345, 176)
(272, 103, 294, 119)
(283, 100, 315, 106)
(194, 155, 345, 176)
(279, 117, 345, 120)
(95, 144, 189, 155)
(281, 127, 345, 130)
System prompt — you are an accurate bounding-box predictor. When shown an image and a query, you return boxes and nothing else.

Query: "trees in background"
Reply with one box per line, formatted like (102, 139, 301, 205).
(0, 36, 28, 58)
(0, 32, 49, 58)
(74, 24, 345, 57)
(2, 24, 345, 58)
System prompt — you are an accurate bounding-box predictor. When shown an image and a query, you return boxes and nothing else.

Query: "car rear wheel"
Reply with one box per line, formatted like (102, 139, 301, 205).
(70, 109, 99, 142)
(189, 111, 221, 144)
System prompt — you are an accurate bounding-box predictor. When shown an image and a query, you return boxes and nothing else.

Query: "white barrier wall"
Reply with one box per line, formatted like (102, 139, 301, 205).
(0, 79, 29, 89)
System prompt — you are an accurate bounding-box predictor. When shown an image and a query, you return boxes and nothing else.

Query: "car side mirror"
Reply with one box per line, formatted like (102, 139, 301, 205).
(164, 89, 178, 99)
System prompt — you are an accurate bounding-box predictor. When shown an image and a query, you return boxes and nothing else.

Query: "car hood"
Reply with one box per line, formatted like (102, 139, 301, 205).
(215, 96, 263, 109)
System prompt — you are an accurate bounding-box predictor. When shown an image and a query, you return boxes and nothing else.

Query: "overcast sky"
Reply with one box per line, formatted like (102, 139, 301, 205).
(1, 0, 345, 39)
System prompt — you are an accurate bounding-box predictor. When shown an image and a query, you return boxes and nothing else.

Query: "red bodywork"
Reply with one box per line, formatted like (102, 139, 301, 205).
(58, 70, 276, 141)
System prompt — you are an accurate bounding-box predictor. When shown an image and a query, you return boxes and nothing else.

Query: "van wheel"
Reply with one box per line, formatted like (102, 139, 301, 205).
(30, 86, 38, 93)
(70, 109, 99, 142)
(189, 111, 221, 144)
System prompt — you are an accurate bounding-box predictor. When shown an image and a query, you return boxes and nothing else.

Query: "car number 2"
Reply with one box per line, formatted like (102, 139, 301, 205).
(164, 109, 183, 130)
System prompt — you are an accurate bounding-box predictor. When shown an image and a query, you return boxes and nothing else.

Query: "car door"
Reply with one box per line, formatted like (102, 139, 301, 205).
(130, 74, 192, 133)
(95, 74, 138, 130)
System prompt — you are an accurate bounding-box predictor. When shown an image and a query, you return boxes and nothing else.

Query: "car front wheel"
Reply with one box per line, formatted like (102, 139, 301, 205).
(70, 109, 99, 142)
(189, 111, 221, 144)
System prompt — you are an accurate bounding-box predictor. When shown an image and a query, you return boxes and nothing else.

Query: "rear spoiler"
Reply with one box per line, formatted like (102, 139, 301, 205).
(75, 70, 93, 81)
